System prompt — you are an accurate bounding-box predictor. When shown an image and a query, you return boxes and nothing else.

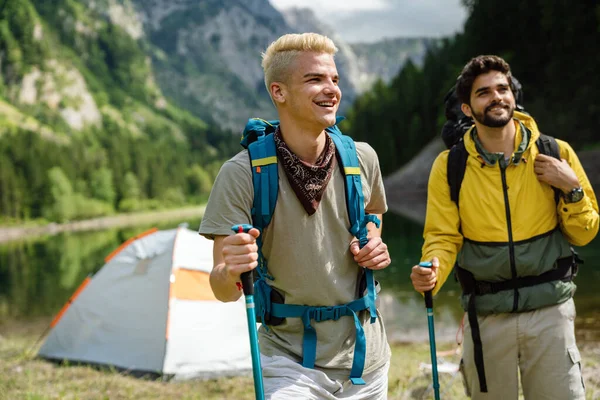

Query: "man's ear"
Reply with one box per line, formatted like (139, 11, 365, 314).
(461, 103, 472, 118)
(270, 82, 286, 105)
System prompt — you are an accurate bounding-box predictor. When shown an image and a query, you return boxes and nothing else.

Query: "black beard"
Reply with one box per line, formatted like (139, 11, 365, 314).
(473, 103, 515, 128)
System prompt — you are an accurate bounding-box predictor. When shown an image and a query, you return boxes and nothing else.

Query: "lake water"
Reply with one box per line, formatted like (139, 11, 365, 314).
(1, 214, 599, 345)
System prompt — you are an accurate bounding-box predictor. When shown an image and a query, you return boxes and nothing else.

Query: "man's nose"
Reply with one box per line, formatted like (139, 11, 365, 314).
(323, 80, 340, 96)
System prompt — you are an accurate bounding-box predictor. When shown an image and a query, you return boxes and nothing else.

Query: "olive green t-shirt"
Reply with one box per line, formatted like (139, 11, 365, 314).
(199, 141, 390, 380)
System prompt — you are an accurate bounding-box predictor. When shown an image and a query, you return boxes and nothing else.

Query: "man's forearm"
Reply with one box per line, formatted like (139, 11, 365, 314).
(368, 214, 383, 237)
(210, 263, 243, 303)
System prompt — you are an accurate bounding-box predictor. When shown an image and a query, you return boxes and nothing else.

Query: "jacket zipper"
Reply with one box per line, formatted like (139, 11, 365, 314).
(500, 164, 519, 311)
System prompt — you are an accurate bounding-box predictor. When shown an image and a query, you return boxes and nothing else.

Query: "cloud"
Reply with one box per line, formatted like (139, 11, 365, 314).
(270, 0, 467, 43)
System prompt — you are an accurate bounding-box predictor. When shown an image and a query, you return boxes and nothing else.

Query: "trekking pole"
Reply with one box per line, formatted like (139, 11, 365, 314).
(420, 261, 440, 400)
(232, 224, 265, 400)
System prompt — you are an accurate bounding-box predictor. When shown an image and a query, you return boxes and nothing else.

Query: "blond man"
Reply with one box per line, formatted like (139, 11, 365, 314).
(200, 33, 392, 399)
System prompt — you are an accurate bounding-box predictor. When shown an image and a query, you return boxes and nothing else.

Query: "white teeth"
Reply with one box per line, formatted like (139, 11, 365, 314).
(317, 102, 334, 107)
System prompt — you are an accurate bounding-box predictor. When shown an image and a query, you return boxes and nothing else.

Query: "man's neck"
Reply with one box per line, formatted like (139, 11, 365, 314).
(278, 118, 327, 164)
(474, 119, 517, 156)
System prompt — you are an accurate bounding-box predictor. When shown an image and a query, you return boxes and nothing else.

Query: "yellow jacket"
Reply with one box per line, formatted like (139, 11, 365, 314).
(422, 111, 599, 296)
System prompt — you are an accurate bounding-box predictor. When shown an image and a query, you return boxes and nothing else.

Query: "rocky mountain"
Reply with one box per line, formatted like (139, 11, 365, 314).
(0, 0, 455, 224)
(0, 0, 433, 134)
(349, 37, 439, 89)
(131, 0, 288, 129)
(130, 1, 434, 129)
(281, 8, 437, 93)
(2, 0, 204, 139)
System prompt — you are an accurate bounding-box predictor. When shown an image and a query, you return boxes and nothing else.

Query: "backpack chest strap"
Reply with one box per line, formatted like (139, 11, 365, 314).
(271, 296, 370, 385)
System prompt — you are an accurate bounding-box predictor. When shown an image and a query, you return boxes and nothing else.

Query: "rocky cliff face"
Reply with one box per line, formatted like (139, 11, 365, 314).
(130, 1, 432, 129)
(350, 37, 438, 90)
(1, 0, 197, 142)
(132, 0, 289, 129)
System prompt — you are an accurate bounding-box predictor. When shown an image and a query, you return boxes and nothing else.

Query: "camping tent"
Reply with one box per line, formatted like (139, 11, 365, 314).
(37, 226, 252, 380)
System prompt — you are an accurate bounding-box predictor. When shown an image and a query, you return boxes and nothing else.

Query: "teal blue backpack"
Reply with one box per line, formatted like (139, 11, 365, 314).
(241, 117, 380, 385)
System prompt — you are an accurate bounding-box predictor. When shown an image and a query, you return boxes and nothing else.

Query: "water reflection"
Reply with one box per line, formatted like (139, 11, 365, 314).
(0, 215, 598, 344)
(378, 292, 463, 344)
(0, 230, 120, 318)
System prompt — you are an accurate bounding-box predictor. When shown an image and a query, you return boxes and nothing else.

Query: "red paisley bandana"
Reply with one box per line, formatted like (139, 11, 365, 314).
(274, 127, 337, 215)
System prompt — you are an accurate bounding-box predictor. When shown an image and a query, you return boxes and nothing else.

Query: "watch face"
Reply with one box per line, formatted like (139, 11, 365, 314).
(568, 188, 584, 203)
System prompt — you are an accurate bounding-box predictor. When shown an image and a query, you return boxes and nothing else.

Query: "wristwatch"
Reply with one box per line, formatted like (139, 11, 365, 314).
(564, 187, 584, 203)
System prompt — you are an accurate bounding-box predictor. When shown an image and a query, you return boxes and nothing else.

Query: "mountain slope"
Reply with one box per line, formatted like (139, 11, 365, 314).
(133, 1, 434, 128)
(0, 0, 435, 224)
(350, 37, 439, 90)
(133, 0, 287, 128)
(0, 0, 232, 223)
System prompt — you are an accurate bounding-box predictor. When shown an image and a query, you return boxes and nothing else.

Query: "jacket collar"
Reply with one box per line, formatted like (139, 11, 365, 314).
(464, 111, 540, 167)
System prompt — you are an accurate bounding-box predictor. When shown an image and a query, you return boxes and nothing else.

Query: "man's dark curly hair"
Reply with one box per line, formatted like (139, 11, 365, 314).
(456, 55, 513, 105)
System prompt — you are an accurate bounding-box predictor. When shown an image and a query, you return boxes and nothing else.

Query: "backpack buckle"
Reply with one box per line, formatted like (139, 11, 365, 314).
(313, 305, 344, 322)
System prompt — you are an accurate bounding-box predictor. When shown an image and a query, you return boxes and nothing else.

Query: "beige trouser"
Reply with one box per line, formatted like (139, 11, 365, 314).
(260, 354, 389, 399)
(461, 298, 585, 400)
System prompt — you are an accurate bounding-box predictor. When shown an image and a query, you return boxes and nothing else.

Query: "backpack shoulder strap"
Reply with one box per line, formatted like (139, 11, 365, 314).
(535, 133, 561, 204)
(326, 125, 380, 244)
(327, 126, 379, 329)
(327, 126, 364, 233)
(247, 131, 278, 233)
(535, 133, 560, 159)
(447, 139, 469, 206)
(243, 122, 278, 325)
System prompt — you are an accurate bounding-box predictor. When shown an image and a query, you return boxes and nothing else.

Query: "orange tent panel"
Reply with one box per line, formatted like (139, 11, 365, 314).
(171, 268, 217, 301)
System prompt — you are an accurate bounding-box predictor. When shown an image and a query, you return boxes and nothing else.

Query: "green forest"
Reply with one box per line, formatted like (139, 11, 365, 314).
(1, 0, 599, 224)
(0, 0, 238, 224)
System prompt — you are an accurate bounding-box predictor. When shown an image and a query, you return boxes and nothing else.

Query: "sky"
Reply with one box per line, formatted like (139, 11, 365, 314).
(270, 0, 468, 43)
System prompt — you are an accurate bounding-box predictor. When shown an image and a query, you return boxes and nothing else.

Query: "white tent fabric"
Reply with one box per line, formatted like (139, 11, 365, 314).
(172, 228, 213, 272)
(163, 299, 251, 380)
(38, 226, 252, 379)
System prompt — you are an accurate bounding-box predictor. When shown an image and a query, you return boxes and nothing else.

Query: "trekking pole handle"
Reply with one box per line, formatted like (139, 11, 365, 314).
(419, 261, 434, 308)
(232, 224, 255, 296)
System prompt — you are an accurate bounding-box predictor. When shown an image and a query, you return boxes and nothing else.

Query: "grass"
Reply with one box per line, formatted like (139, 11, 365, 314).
(0, 319, 599, 400)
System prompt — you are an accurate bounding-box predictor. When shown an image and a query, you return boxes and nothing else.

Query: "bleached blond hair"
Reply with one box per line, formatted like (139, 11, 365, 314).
(261, 33, 338, 96)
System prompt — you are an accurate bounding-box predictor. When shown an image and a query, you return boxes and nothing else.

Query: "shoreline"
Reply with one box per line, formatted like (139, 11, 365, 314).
(0, 205, 205, 244)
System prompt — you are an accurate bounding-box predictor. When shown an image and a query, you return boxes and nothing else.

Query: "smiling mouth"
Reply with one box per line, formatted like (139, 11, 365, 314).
(315, 101, 336, 108)
(486, 105, 508, 113)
